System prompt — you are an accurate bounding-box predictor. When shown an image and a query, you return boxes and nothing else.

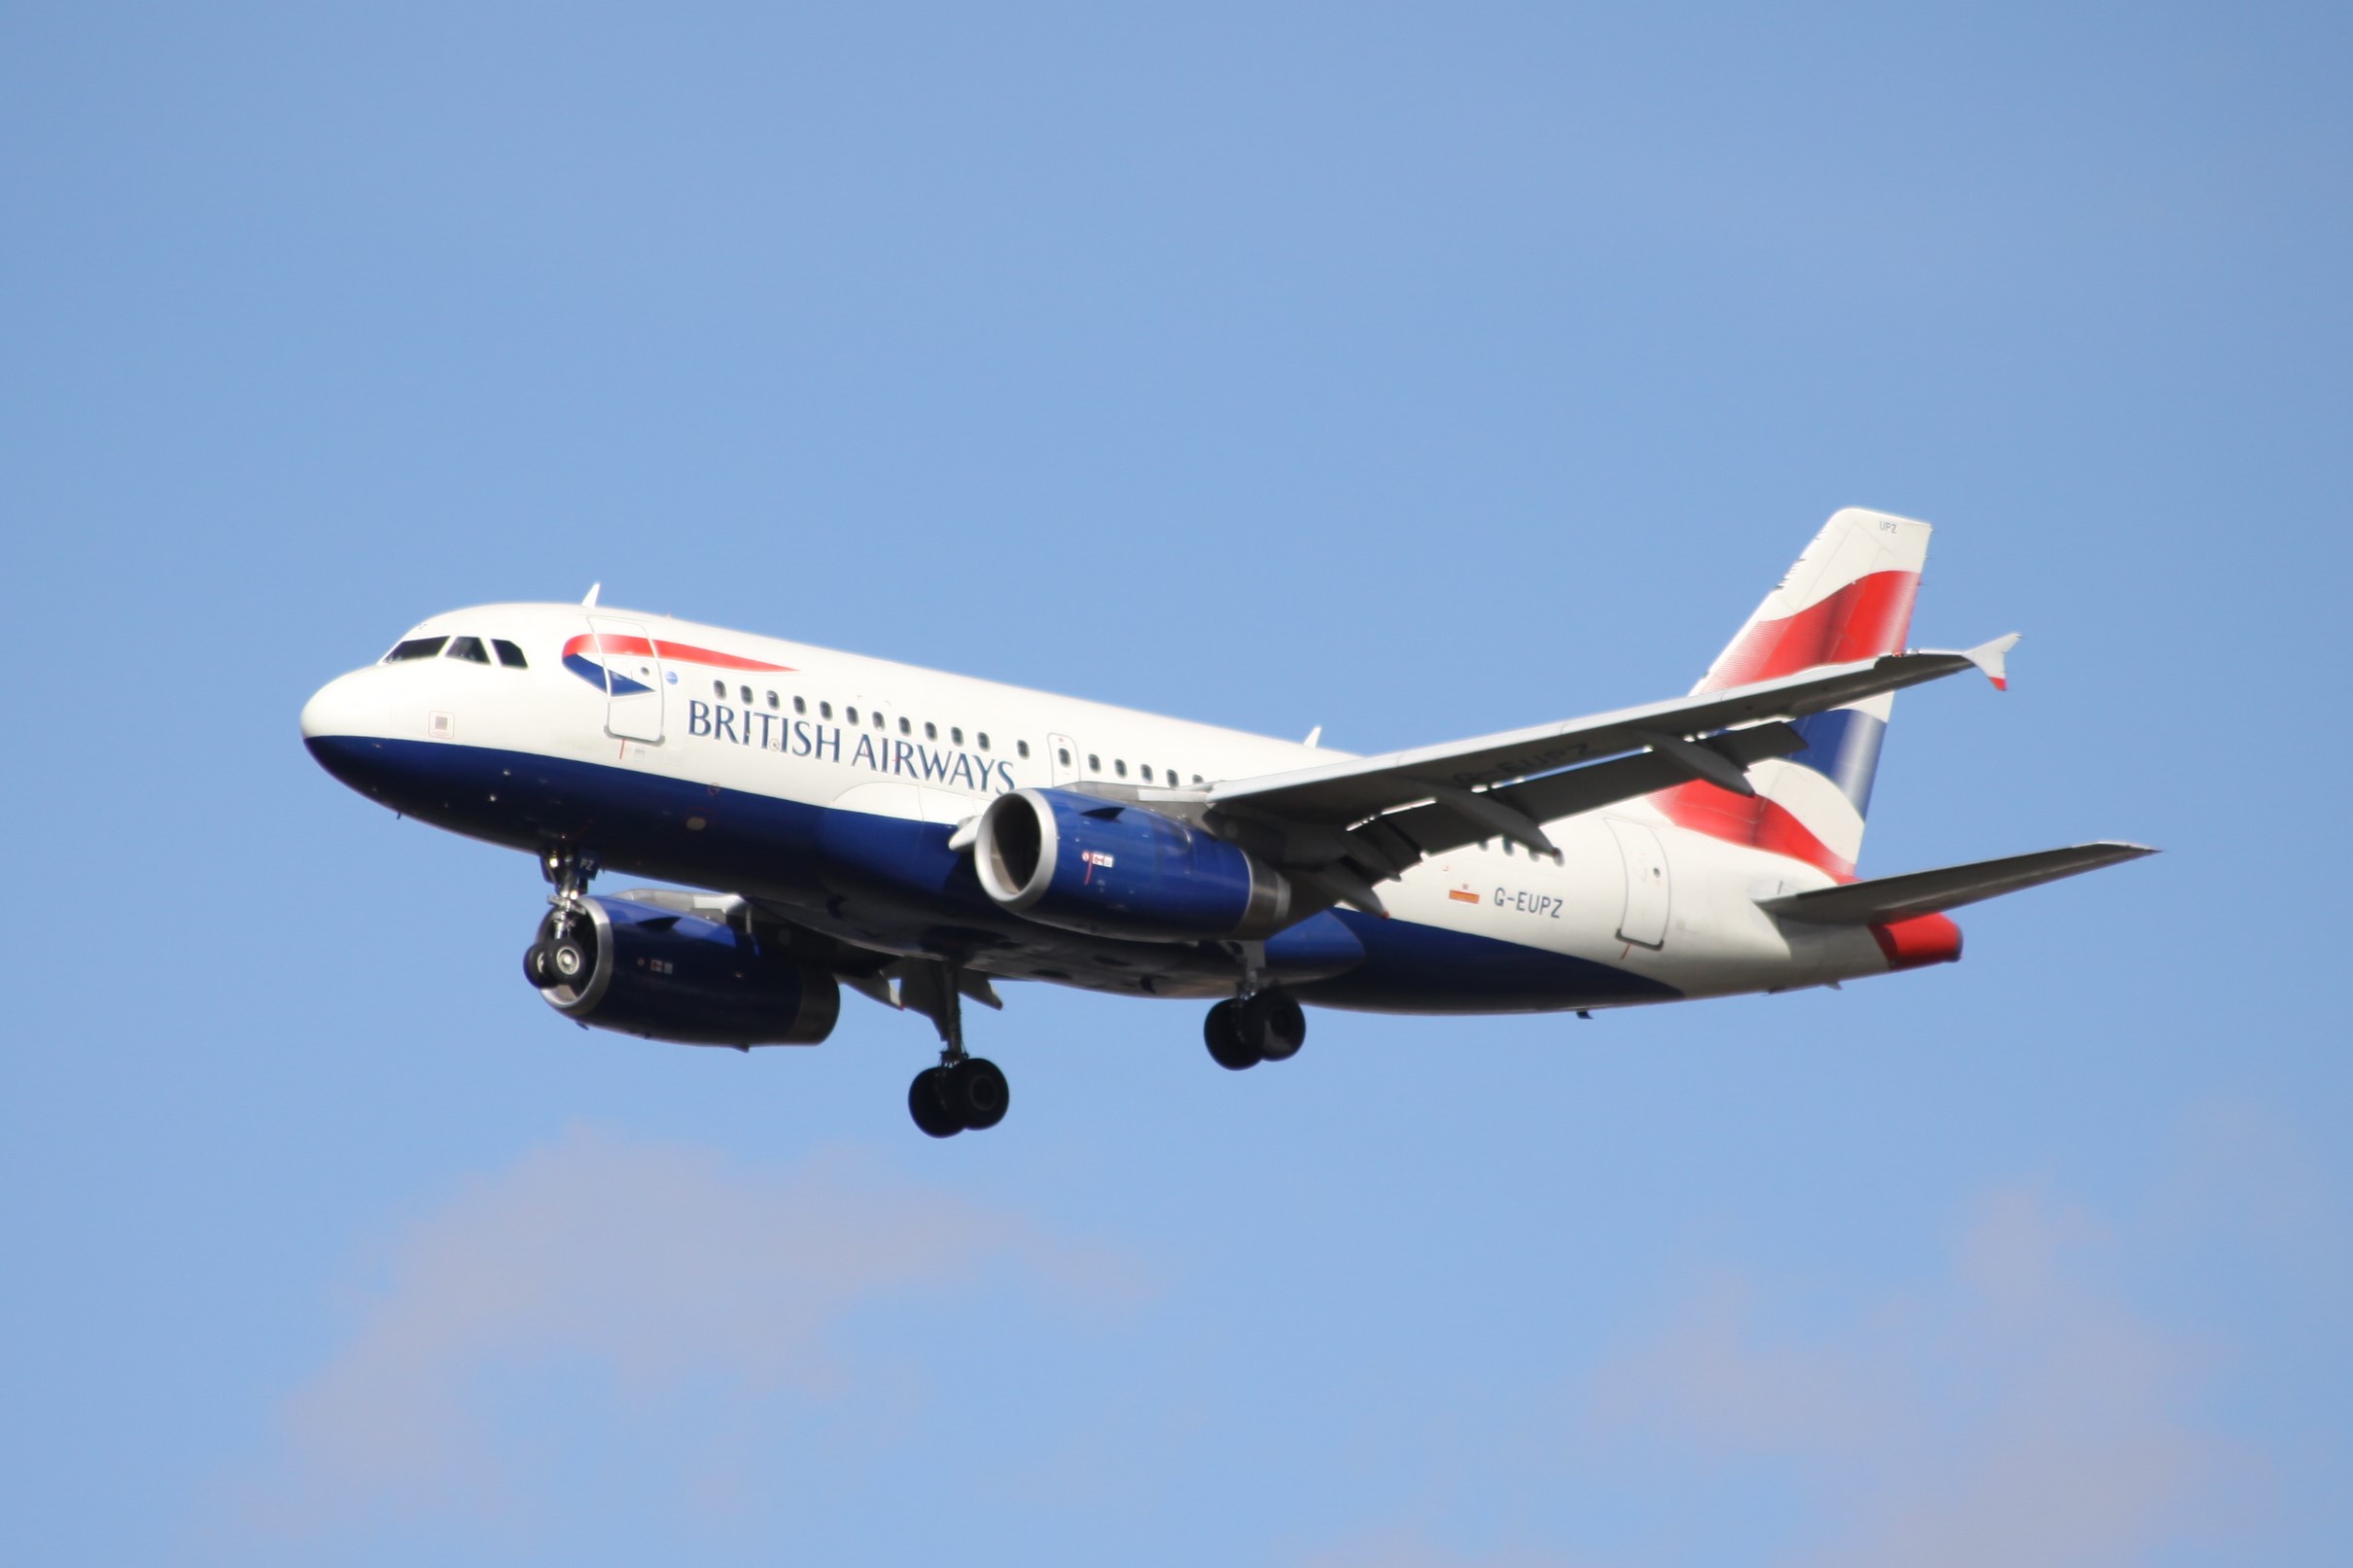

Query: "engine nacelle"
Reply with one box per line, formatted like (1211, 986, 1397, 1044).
(534, 894, 840, 1046)
(973, 788, 1294, 941)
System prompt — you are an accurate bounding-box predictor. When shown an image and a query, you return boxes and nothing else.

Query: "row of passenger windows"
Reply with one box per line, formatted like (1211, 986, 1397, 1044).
(1080, 749, 1205, 787)
(712, 679, 1207, 786)
(717, 681, 1003, 755)
(386, 635, 528, 668)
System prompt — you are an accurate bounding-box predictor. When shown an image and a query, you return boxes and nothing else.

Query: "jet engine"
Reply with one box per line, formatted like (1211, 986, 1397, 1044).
(527, 893, 840, 1046)
(972, 788, 1295, 941)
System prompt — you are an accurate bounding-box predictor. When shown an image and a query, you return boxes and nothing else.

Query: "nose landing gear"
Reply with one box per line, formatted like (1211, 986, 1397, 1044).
(523, 845, 600, 992)
(900, 958, 1010, 1138)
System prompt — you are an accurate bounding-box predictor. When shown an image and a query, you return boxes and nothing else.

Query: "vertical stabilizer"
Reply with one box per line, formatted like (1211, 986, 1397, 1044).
(1654, 507, 1931, 881)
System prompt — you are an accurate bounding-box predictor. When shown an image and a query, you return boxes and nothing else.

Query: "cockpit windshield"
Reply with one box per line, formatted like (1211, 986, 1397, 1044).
(382, 634, 529, 668)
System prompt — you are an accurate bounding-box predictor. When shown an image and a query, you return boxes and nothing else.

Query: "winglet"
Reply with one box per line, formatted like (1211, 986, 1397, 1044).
(581, 582, 602, 608)
(1964, 632, 2020, 691)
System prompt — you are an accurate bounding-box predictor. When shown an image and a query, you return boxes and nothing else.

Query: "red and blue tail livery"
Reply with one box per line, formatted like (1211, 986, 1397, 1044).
(300, 507, 2152, 1138)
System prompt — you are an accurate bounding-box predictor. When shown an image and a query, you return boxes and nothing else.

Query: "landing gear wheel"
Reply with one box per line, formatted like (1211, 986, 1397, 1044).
(1205, 998, 1259, 1070)
(942, 1058, 1009, 1131)
(548, 934, 595, 987)
(524, 942, 557, 989)
(1241, 991, 1307, 1062)
(909, 1066, 963, 1138)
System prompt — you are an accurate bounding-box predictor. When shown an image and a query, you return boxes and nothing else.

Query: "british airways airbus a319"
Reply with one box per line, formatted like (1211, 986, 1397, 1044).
(301, 508, 2152, 1136)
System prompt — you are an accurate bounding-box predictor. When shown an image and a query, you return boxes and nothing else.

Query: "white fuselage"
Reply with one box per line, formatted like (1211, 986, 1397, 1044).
(300, 601, 1911, 1013)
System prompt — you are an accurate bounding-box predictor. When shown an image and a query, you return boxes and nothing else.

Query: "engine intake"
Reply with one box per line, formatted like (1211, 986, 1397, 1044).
(973, 788, 1293, 941)
(532, 894, 839, 1046)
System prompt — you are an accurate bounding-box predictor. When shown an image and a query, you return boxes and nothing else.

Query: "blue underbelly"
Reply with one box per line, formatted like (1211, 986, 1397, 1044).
(307, 735, 1675, 1013)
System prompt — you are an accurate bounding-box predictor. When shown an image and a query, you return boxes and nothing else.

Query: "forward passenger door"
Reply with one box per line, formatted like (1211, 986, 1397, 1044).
(585, 616, 665, 744)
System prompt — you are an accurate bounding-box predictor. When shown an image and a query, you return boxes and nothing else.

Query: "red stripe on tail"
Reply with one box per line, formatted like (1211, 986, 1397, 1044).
(1652, 781, 1857, 883)
(1703, 570, 1919, 691)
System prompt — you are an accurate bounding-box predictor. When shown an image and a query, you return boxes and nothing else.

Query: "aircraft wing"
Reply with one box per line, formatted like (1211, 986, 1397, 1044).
(1192, 638, 2017, 908)
(1757, 841, 2157, 924)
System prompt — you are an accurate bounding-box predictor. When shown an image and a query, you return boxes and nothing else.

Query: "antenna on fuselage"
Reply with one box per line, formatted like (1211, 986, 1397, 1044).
(1303, 725, 1322, 748)
(581, 582, 602, 608)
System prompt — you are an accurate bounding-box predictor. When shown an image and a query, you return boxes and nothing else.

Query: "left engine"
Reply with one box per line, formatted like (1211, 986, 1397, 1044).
(526, 892, 840, 1046)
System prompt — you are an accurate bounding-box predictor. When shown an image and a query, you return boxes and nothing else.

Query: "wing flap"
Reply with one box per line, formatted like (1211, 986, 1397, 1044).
(1210, 637, 2015, 827)
(1759, 841, 2158, 924)
(1371, 721, 1809, 860)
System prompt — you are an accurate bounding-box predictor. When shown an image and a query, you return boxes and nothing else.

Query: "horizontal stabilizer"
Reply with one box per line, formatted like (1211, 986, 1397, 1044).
(1760, 841, 2157, 924)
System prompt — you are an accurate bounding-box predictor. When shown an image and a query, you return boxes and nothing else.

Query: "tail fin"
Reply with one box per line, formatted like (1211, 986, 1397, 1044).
(1654, 507, 1932, 882)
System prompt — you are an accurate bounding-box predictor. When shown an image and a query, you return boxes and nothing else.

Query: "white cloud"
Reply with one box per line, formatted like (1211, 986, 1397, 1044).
(233, 1126, 1147, 1538)
(1588, 1186, 2236, 1568)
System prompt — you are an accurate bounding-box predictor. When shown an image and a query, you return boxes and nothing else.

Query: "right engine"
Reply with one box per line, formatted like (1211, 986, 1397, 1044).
(972, 787, 1295, 941)
(526, 892, 840, 1046)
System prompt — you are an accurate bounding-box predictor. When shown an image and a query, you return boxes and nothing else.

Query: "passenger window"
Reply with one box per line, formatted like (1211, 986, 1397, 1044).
(444, 636, 491, 664)
(950, 726, 963, 745)
(821, 702, 833, 719)
(1016, 740, 1029, 758)
(977, 732, 990, 750)
(846, 707, 859, 724)
(1191, 774, 1204, 785)
(1087, 754, 1100, 772)
(1114, 759, 1128, 778)
(766, 691, 778, 709)
(1057, 748, 1071, 766)
(1141, 765, 1153, 783)
(386, 637, 447, 661)
(899, 716, 911, 735)
(925, 721, 937, 740)
(794, 696, 806, 714)
(740, 685, 753, 705)
(715, 680, 727, 698)
(492, 639, 528, 668)
(874, 712, 886, 729)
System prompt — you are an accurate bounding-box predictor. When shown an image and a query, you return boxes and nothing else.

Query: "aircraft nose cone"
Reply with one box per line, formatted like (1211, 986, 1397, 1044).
(300, 670, 369, 742)
(301, 668, 408, 800)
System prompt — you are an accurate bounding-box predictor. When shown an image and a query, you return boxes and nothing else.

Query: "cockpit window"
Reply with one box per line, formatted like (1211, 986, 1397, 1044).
(492, 640, 528, 668)
(445, 636, 491, 664)
(386, 637, 447, 661)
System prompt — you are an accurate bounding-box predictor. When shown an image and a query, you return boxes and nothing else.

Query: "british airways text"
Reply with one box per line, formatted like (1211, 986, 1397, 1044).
(686, 701, 1017, 792)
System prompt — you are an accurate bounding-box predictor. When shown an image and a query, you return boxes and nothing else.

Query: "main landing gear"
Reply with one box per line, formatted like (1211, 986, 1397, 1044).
(1204, 990, 1307, 1070)
(909, 1058, 1008, 1138)
(900, 958, 1009, 1138)
(524, 845, 600, 990)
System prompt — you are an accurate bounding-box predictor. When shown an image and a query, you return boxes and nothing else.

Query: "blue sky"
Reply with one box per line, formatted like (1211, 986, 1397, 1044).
(3, 3, 2347, 1563)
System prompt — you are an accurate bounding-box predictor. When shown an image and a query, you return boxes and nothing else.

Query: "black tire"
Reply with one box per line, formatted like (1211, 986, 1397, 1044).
(549, 934, 595, 988)
(909, 1067, 963, 1138)
(524, 942, 556, 989)
(1205, 998, 1259, 1070)
(950, 1058, 1010, 1131)
(1241, 991, 1307, 1062)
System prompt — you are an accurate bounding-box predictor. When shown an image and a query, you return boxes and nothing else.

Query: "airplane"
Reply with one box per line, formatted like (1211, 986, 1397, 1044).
(299, 507, 2153, 1137)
